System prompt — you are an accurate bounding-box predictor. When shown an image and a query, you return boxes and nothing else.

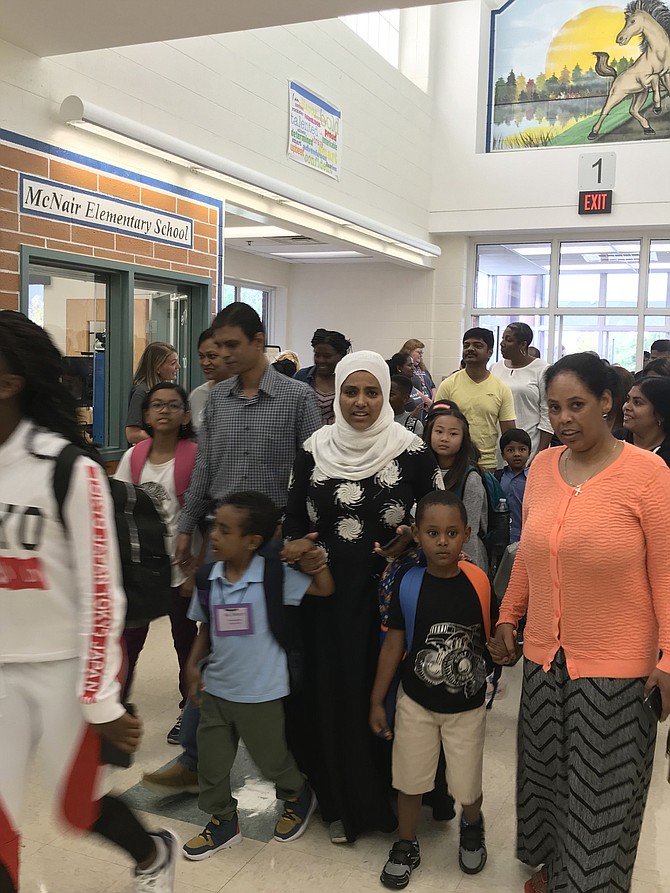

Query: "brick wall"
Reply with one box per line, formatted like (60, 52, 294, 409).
(0, 141, 221, 310)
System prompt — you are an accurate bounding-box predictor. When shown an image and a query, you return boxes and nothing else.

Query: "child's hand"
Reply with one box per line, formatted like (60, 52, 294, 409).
(95, 710, 143, 753)
(491, 623, 518, 663)
(298, 546, 328, 576)
(186, 665, 203, 706)
(369, 704, 393, 740)
(487, 636, 512, 665)
(281, 533, 319, 563)
(373, 526, 413, 560)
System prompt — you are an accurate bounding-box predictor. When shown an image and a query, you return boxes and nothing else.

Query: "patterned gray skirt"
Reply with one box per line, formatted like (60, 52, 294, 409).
(517, 649, 657, 892)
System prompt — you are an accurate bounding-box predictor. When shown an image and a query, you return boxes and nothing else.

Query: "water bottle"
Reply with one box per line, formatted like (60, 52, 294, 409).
(490, 497, 510, 557)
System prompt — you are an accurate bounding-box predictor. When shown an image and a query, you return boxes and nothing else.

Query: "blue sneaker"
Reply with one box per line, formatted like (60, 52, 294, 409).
(274, 783, 317, 842)
(183, 815, 242, 860)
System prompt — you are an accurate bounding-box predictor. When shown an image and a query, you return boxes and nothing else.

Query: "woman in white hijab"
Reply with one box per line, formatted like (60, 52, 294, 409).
(283, 351, 443, 844)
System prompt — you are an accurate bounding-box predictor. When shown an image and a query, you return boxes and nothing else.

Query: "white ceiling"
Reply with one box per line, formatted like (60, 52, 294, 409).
(0, 0, 442, 263)
(224, 211, 377, 263)
(0, 0, 444, 56)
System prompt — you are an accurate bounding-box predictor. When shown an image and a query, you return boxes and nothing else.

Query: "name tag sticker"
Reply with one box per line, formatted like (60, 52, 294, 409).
(214, 603, 254, 636)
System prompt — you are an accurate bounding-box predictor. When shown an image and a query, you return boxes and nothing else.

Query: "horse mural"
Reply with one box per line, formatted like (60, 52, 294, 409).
(588, 0, 670, 140)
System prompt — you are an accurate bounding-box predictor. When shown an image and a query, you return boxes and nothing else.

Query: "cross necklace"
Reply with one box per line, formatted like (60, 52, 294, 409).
(561, 440, 619, 496)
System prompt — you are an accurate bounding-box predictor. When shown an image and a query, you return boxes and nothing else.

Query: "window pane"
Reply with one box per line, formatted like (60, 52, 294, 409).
(554, 315, 637, 370)
(472, 314, 549, 363)
(223, 283, 237, 307)
(648, 240, 670, 307)
(558, 241, 639, 308)
(475, 244, 550, 308)
(643, 317, 670, 350)
(239, 286, 265, 322)
(29, 263, 109, 444)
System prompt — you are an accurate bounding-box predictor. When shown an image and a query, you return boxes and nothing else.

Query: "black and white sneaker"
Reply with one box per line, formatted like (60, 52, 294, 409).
(133, 829, 179, 892)
(458, 815, 487, 874)
(380, 839, 421, 889)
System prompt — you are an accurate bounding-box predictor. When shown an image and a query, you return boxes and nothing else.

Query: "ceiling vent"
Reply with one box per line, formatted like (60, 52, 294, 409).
(268, 235, 325, 246)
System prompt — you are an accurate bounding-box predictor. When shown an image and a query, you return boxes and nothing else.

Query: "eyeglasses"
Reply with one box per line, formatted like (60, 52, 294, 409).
(148, 400, 184, 413)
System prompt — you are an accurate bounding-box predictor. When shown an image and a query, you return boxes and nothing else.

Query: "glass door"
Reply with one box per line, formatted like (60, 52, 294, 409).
(133, 280, 192, 386)
(27, 262, 109, 444)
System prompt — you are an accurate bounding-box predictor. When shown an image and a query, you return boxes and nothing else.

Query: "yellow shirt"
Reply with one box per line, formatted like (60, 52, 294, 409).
(434, 370, 515, 469)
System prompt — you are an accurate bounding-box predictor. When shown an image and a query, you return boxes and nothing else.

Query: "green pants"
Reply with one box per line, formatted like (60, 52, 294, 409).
(197, 691, 305, 821)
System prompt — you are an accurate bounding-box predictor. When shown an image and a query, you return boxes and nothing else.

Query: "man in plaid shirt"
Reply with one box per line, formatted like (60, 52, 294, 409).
(175, 301, 321, 568)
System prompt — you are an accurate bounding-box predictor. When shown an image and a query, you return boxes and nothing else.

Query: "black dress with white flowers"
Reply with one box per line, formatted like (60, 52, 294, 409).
(283, 437, 441, 841)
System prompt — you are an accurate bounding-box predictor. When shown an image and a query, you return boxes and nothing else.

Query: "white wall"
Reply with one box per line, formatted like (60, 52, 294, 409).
(0, 16, 432, 239)
(285, 259, 437, 367)
(429, 0, 670, 235)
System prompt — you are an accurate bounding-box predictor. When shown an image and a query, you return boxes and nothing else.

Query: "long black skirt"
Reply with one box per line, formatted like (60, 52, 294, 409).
(517, 649, 657, 892)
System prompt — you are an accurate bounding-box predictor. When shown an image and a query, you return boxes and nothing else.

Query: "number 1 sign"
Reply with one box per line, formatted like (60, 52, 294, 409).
(578, 153, 616, 190)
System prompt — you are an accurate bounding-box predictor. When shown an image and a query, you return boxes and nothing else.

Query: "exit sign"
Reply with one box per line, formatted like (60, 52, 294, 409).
(578, 190, 612, 215)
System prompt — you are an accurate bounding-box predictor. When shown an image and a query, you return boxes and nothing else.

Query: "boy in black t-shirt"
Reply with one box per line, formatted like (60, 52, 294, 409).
(370, 491, 496, 889)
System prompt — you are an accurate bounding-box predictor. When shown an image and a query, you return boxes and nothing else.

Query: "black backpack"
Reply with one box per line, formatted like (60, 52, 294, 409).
(53, 444, 173, 624)
(195, 539, 304, 695)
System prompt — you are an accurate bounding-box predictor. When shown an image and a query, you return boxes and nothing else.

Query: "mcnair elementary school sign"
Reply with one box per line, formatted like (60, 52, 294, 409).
(20, 175, 193, 248)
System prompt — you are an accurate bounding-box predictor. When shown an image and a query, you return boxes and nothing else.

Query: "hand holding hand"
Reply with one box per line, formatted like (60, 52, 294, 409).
(492, 623, 518, 663)
(487, 636, 513, 665)
(95, 710, 143, 754)
(298, 546, 328, 576)
(369, 704, 393, 741)
(281, 533, 319, 564)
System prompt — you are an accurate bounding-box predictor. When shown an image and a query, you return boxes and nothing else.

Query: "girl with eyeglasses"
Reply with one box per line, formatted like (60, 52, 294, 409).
(114, 381, 198, 745)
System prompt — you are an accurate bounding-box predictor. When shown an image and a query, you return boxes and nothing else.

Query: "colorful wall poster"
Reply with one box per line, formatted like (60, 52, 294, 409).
(488, 0, 670, 151)
(288, 81, 341, 179)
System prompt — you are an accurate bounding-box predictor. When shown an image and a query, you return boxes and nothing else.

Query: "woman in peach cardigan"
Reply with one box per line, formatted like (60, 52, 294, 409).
(494, 353, 670, 893)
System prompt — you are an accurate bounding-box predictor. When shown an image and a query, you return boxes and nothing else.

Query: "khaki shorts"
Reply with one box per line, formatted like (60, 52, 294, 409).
(392, 686, 486, 806)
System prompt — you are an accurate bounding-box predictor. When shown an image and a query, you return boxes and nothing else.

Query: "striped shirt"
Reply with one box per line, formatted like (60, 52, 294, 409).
(178, 364, 321, 531)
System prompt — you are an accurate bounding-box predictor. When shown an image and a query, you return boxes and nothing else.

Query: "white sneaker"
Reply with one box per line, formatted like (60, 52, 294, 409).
(134, 829, 179, 892)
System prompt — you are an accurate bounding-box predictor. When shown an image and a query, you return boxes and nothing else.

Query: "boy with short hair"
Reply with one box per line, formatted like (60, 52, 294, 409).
(497, 428, 531, 543)
(390, 375, 424, 436)
(370, 491, 497, 888)
(182, 491, 334, 860)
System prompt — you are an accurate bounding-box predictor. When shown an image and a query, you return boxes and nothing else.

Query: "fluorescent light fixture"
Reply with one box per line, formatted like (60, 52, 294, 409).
(60, 95, 440, 259)
(506, 245, 551, 256)
(223, 226, 299, 239)
(270, 250, 366, 259)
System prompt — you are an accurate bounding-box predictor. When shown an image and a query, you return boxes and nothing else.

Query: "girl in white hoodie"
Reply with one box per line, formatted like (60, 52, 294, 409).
(0, 310, 177, 893)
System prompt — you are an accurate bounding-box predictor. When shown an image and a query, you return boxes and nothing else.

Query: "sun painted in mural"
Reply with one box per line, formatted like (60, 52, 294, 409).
(488, 0, 670, 150)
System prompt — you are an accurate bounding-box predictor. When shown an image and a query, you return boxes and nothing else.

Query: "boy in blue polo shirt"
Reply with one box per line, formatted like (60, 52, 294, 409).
(182, 491, 334, 861)
(497, 428, 531, 543)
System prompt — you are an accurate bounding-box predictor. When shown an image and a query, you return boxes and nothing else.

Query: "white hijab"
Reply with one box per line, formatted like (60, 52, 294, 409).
(304, 350, 419, 481)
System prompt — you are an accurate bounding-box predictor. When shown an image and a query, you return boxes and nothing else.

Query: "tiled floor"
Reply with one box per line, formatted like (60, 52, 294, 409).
(17, 616, 670, 892)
